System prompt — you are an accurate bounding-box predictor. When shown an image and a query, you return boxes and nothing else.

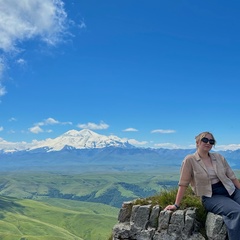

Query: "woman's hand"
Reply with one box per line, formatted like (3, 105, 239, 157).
(164, 204, 178, 211)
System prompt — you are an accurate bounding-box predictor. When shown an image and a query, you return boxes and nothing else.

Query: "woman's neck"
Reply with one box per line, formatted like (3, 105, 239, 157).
(197, 150, 209, 159)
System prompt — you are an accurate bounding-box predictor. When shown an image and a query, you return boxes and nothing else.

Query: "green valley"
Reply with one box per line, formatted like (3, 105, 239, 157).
(0, 195, 118, 240)
(0, 169, 181, 239)
(1, 169, 239, 239)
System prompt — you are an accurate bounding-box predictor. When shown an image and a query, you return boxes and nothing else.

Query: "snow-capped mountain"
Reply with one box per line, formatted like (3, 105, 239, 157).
(1, 130, 240, 172)
(28, 129, 134, 152)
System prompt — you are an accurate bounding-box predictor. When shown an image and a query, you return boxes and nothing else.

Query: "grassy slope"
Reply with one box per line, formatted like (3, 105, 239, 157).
(1, 169, 239, 239)
(0, 170, 181, 239)
(0, 170, 180, 205)
(0, 196, 118, 240)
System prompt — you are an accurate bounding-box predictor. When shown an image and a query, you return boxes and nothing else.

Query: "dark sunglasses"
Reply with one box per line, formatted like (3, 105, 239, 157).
(201, 137, 215, 145)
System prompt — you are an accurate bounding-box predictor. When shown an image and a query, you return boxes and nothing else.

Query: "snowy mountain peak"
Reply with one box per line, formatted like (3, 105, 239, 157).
(63, 129, 97, 137)
(29, 129, 134, 152)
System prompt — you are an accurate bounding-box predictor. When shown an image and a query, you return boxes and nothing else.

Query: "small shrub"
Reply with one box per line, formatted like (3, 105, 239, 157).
(134, 187, 207, 225)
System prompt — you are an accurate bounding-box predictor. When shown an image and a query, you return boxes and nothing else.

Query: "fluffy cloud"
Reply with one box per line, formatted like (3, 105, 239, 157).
(128, 139, 148, 146)
(29, 117, 72, 134)
(29, 125, 44, 134)
(77, 121, 109, 130)
(41, 118, 60, 126)
(154, 142, 181, 149)
(0, 0, 68, 53)
(0, 58, 6, 96)
(0, 84, 6, 97)
(214, 144, 240, 151)
(0, 137, 35, 152)
(0, 0, 69, 97)
(151, 129, 176, 134)
(123, 128, 138, 132)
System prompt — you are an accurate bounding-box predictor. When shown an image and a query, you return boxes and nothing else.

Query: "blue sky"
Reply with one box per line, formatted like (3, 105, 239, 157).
(0, 0, 240, 150)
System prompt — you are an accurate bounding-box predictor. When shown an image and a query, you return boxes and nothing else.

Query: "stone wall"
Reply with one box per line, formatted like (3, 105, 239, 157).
(112, 201, 228, 240)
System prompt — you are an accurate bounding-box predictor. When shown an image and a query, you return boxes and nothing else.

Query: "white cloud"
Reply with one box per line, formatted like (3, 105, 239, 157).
(0, 57, 5, 76)
(0, 138, 32, 152)
(123, 128, 138, 132)
(29, 117, 72, 134)
(0, 0, 68, 53)
(0, 126, 3, 131)
(0, 58, 7, 97)
(29, 125, 43, 134)
(16, 58, 27, 65)
(184, 143, 240, 151)
(214, 144, 240, 151)
(128, 139, 148, 146)
(154, 142, 181, 149)
(0, 84, 6, 97)
(151, 129, 176, 134)
(9, 117, 17, 122)
(0, 0, 69, 98)
(77, 121, 109, 130)
(78, 20, 86, 29)
(44, 117, 60, 125)
(36, 117, 71, 126)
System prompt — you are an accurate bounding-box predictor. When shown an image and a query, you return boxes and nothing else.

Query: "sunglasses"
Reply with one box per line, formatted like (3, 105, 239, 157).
(201, 137, 215, 145)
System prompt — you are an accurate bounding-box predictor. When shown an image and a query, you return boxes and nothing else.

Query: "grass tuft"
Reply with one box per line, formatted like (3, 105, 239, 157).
(134, 187, 207, 225)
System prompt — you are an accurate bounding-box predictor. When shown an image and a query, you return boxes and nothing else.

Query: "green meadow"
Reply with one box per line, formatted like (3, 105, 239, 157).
(0, 195, 118, 240)
(0, 169, 180, 207)
(0, 169, 180, 239)
(1, 168, 239, 239)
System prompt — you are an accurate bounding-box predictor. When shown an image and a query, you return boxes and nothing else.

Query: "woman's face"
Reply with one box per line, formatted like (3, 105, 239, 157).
(198, 133, 214, 152)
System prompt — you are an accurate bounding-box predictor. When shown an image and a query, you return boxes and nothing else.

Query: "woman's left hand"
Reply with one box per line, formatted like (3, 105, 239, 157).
(164, 204, 178, 211)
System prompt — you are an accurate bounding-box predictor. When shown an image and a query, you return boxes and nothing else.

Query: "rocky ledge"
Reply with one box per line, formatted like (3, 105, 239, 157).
(112, 201, 227, 240)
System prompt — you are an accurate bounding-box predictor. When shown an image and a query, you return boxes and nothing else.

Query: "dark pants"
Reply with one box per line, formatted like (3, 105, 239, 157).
(202, 181, 240, 240)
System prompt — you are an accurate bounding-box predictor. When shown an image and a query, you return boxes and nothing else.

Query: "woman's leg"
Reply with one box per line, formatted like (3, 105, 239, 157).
(231, 188, 240, 204)
(202, 195, 240, 240)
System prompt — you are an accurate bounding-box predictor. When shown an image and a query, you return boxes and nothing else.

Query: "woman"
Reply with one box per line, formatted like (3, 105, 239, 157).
(164, 131, 240, 240)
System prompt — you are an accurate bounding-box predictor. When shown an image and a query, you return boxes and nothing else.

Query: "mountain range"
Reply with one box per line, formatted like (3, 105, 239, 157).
(1, 129, 240, 172)
(27, 129, 134, 152)
(0, 129, 133, 153)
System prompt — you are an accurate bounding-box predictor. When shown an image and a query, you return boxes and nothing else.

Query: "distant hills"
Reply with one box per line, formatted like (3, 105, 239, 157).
(0, 130, 239, 240)
(1, 129, 240, 172)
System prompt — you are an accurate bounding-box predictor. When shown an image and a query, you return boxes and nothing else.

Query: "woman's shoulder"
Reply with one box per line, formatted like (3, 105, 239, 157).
(184, 153, 197, 162)
(210, 152, 223, 157)
(210, 152, 225, 161)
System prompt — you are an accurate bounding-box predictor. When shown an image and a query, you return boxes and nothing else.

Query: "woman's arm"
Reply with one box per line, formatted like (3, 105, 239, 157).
(164, 156, 192, 211)
(232, 178, 240, 189)
(164, 185, 188, 211)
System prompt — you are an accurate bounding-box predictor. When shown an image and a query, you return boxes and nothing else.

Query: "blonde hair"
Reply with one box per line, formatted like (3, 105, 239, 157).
(195, 131, 216, 147)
